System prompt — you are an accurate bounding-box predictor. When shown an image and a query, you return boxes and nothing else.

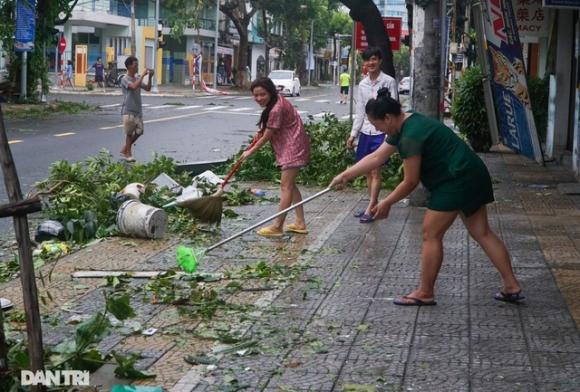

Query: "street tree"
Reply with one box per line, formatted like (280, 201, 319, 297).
(339, 0, 395, 78)
(263, 0, 348, 82)
(0, 0, 80, 101)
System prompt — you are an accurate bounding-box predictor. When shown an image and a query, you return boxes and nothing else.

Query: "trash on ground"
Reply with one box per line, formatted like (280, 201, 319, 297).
(250, 188, 266, 197)
(192, 170, 222, 187)
(66, 314, 92, 324)
(117, 200, 168, 239)
(34, 220, 65, 243)
(176, 245, 200, 273)
(32, 241, 71, 259)
(121, 183, 145, 200)
(0, 297, 14, 311)
(163, 187, 204, 208)
(152, 172, 183, 194)
(142, 327, 158, 336)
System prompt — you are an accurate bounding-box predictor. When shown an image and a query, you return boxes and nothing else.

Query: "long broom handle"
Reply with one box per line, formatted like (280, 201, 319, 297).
(221, 132, 263, 189)
(206, 187, 332, 252)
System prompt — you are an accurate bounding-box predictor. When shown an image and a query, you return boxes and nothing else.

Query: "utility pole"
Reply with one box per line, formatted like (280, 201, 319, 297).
(130, 0, 136, 56)
(152, 0, 159, 92)
(308, 20, 314, 86)
(349, 24, 356, 121)
(20, 52, 27, 100)
(214, 0, 220, 87)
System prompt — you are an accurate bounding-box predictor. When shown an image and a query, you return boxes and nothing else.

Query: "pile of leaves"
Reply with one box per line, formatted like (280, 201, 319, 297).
(232, 114, 403, 189)
(35, 150, 193, 243)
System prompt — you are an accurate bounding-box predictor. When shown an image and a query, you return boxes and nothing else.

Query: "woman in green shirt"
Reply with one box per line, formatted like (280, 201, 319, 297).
(330, 88, 523, 306)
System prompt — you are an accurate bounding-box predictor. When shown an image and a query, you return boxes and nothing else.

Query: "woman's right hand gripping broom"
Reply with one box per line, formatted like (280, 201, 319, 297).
(215, 130, 265, 196)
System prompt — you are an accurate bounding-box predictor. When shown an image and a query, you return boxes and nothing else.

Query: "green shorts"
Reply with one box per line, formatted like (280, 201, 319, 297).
(427, 176, 495, 217)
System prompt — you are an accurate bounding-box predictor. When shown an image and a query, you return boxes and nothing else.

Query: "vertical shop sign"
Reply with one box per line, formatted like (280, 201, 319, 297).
(481, 0, 543, 163)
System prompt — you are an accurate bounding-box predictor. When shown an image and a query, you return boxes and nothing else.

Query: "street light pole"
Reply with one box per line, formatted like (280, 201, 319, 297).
(214, 0, 219, 88)
(308, 20, 313, 86)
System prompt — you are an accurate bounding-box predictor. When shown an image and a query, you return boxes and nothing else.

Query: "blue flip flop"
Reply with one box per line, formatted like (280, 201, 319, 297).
(359, 213, 375, 223)
(394, 296, 437, 306)
(353, 210, 365, 218)
(494, 291, 525, 304)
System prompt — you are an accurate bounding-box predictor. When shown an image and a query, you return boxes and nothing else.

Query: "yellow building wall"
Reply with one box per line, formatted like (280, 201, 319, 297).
(142, 26, 163, 85)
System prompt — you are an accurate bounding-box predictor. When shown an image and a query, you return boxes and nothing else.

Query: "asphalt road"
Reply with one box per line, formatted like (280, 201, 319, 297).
(0, 84, 362, 234)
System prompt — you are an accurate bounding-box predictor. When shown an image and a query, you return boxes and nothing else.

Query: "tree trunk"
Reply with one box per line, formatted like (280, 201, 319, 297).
(236, 31, 250, 88)
(0, 103, 44, 392)
(340, 0, 396, 78)
(411, 1, 441, 118)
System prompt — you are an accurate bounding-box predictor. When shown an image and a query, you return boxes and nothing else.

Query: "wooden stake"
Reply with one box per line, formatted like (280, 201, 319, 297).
(0, 104, 44, 390)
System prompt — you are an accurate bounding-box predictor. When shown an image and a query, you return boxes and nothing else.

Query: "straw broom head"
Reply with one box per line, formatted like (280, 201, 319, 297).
(179, 195, 223, 224)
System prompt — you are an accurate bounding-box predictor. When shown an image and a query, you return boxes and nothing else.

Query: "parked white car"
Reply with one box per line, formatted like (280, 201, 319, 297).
(269, 70, 301, 96)
(398, 76, 411, 94)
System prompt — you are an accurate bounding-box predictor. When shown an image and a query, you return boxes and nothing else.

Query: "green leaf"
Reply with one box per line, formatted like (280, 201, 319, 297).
(106, 293, 136, 321)
(75, 312, 111, 349)
(112, 352, 156, 380)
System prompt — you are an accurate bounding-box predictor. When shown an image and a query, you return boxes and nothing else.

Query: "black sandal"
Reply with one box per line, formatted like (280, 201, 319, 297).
(494, 291, 525, 303)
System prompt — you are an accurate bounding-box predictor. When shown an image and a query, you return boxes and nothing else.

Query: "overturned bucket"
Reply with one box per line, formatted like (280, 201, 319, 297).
(116, 200, 168, 239)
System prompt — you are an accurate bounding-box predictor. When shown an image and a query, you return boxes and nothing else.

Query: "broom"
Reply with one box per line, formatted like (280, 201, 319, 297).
(167, 132, 263, 224)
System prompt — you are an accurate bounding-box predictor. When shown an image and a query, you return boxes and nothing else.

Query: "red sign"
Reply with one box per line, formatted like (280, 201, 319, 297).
(355, 17, 402, 51)
(58, 36, 66, 54)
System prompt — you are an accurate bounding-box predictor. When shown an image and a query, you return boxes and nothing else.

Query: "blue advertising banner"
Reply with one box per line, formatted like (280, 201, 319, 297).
(15, 0, 36, 52)
(481, 0, 543, 163)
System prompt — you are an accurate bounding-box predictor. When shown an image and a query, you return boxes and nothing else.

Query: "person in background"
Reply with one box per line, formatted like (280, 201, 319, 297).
(65, 60, 74, 89)
(331, 87, 523, 306)
(119, 56, 152, 162)
(339, 67, 351, 104)
(347, 47, 398, 223)
(91, 57, 105, 89)
(243, 77, 311, 238)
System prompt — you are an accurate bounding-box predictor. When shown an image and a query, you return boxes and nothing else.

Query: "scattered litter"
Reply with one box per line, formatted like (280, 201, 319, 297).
(176, 245, 200, 273)
(142, 327, 158, 336)
(66, 314, 91, 324)
(152, 173, 183, 194)
(121, 182, 145, 199)
(117, 200, 168, 239)
(32, 241, 71, 259)
(162, 187, 203, 208)
(34, 220, 65, 243)
(250, 188, 266, 197)
(192, 170, 222, 187)
(0, 298, 14, 311)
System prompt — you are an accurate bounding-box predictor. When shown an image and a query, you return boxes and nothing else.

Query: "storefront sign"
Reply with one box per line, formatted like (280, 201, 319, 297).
(481, 0, 543, 163)
(543, 0, 580, 9)
(355, 18, 402, 51)
(217, 46, 233, 56)
(516, 0, 549, 42)
(15, 0, 36, 52)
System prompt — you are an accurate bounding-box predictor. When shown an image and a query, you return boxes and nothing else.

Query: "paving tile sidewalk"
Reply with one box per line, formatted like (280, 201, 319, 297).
(1, 152, 580, 391)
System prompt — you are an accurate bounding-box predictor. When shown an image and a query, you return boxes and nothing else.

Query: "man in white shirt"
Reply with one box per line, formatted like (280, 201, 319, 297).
(347, 47, 398, 223)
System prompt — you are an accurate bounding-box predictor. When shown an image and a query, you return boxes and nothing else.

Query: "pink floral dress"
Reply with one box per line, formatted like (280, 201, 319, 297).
(266, 95, 310, 170)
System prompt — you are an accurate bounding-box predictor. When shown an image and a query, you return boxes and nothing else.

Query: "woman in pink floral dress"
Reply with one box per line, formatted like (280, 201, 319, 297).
(242, 77, 311, 237)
